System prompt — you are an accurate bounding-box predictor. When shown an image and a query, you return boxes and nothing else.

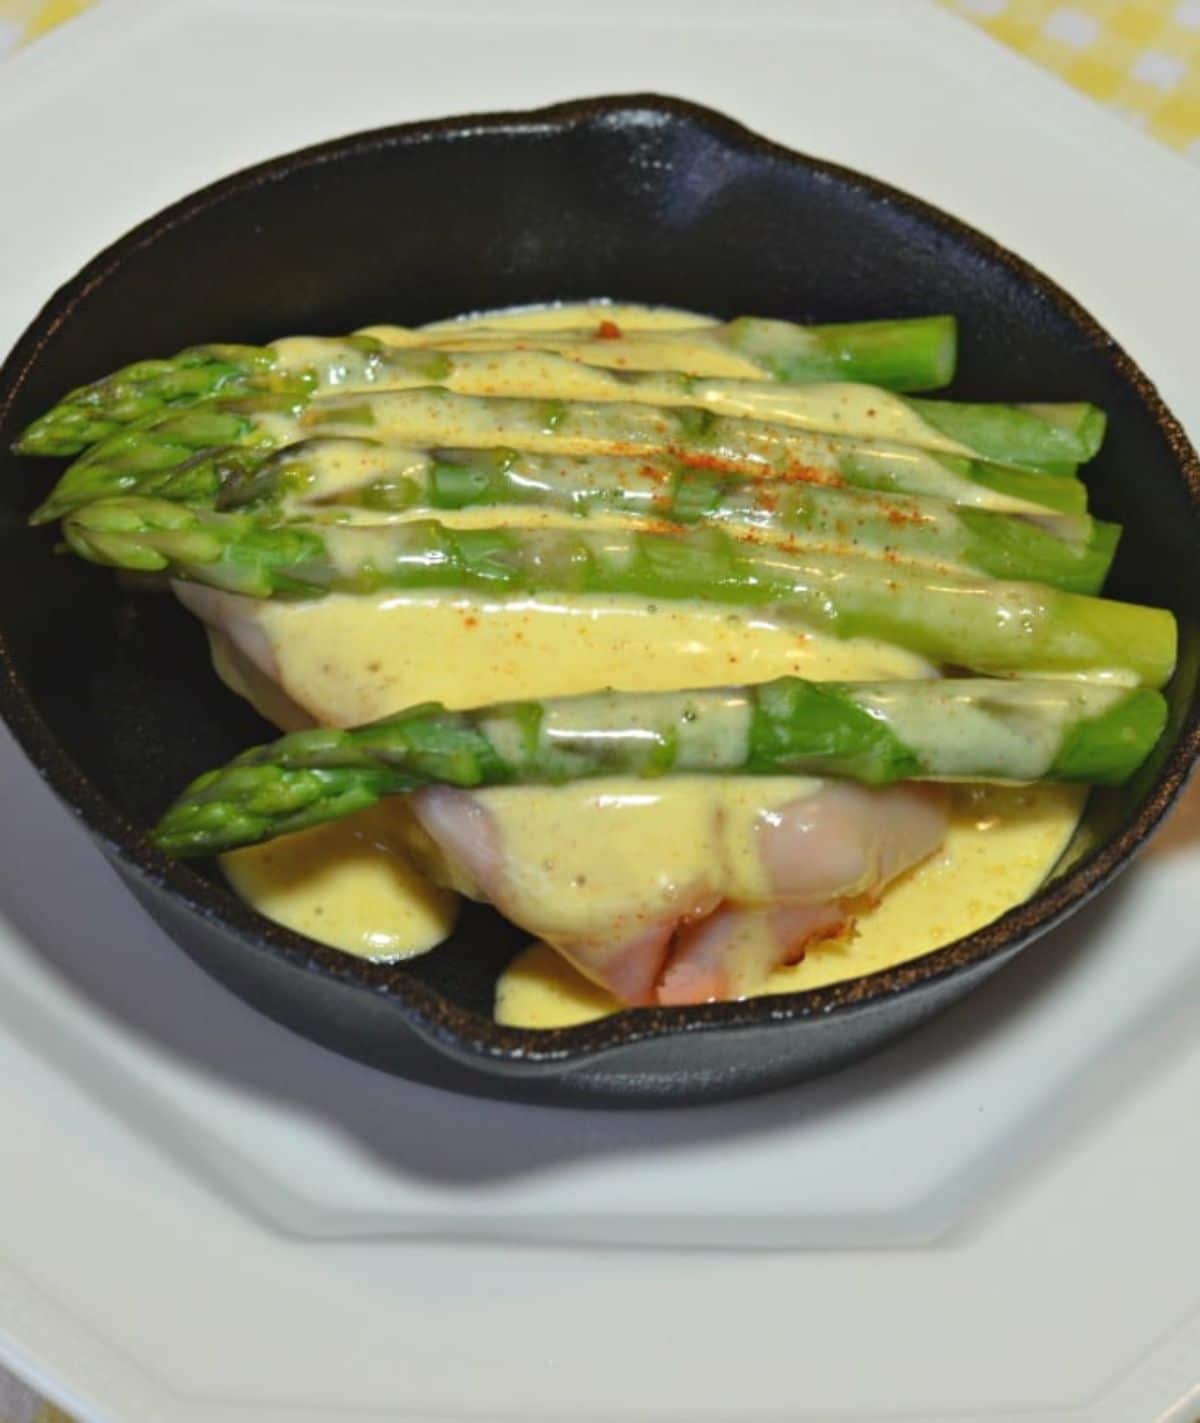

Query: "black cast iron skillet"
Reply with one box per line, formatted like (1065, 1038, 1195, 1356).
(1, 95, 1198, 1106)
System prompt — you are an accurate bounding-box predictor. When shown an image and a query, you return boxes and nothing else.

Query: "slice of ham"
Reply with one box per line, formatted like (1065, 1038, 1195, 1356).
(411, 780, 948, 1006)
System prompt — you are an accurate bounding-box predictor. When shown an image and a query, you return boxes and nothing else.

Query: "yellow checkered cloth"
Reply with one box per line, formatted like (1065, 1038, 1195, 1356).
(0, 0, 87, 43)
(0, 1, 1194, 1420)
(944, 0, 1200, 153)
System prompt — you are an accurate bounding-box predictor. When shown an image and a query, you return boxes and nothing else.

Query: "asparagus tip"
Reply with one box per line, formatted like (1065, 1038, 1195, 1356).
(29, 499, 63, 526)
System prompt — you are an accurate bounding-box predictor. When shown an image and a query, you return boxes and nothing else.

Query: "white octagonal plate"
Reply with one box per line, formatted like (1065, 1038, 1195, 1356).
(1, 1, 1199, 1419)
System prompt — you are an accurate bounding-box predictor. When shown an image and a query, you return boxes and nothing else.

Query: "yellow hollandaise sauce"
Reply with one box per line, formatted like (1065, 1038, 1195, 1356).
(230, 592, 931, 729)
(212, 301, 1090, 1009)
(360, 301, 753, 378)
(494, 782, 1084, 1026)
(222, 802, 457, 960)
(439, 775, 824, 938)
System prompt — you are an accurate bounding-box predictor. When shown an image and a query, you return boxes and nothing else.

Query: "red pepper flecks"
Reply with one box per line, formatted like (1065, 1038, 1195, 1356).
(596, 320, 623, 340)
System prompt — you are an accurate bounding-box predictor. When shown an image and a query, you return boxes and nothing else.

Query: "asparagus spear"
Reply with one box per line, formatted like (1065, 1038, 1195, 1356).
(16, 333, 1093, 474)
(48, 435, 1108, 592)
(406, 314, 959, 391)
(517, 365, 1100, 471)
(12, 338, 417, 458)
(63, 499, 1175, 685)
(15, 315, 959, 456)
(34, 388, 1086, 525)
(705, 315, 959, 391)
(152, 676, 1168, 857)
(279, 445, 1118, 595)
(911, 399, 1103, 471)
(398, 451, 1113, 592)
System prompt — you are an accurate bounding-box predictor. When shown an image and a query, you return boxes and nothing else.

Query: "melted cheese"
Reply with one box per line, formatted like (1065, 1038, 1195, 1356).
(495, 782, 1085, 1026)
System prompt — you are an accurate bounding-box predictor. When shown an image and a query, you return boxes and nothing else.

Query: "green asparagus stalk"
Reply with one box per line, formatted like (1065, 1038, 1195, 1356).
(709, 315, 958, 391)
(411, 314, 959, 392)
(15, 315, 960, 456)
(63, 498, 1175, 685)
(16, 334, 1093, 473)
(555, 368, 1100, 471)
(15, 347, 275, 457)
(308, 446, 1119, 595)
(948, 461, 1083, 515)
(33, 387, 1087, 525)
(151, 676, 1168, 857)
(910, 399, 1103, 471)
(48, 436, 1110, 593)
(12, 338, 417, 458)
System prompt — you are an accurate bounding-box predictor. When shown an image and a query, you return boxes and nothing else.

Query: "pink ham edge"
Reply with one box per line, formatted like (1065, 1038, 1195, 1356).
(656, 902, 849, 1007)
